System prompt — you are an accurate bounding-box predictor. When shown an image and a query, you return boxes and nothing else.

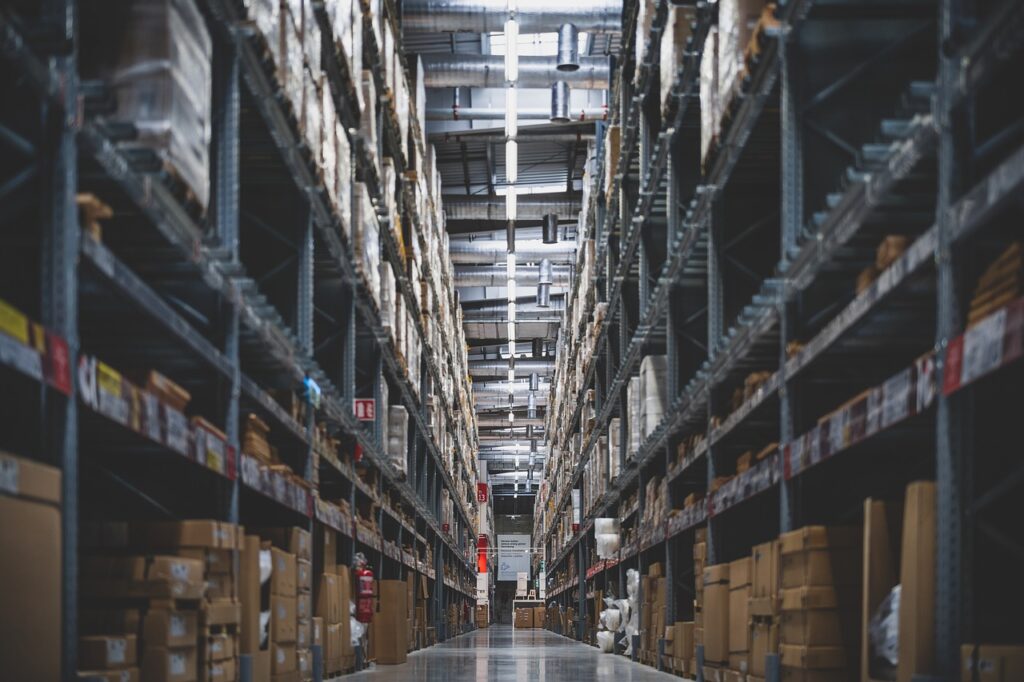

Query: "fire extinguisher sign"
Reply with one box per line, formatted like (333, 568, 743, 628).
(353, 398, 375, 421)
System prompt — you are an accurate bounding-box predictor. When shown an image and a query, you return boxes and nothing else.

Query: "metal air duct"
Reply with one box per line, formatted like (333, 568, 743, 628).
(469, 358, 555, 378)
(537, 258, 554, 307)
(420, 54, 609, 90)
(449, 239, 576, 264)
(542, 214, 559, 244)
(454, 265, 572, 287)
(403, 0, 622, 34)
(551, 82, 571, 123)
(427, 106, 607, 121)
(463, 297, 565, 319)
(477, 416, 545, 428)
(557, 24, 580, 71)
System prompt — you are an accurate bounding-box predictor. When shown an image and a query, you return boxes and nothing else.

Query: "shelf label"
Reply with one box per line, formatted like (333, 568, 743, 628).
(46, 332, 72, 395)
(0, 332, 43, 382)
(354, 398, 376, 421)
(163, 405, 190, 456)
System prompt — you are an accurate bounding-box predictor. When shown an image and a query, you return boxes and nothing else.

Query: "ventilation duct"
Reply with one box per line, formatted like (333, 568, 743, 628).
(463, 296, 564, 319)
(537, 258, 554, 307)
(402, 0, 622, 34)
(529, 372, 540, 391)
(542, 214, 559, 244)
(427, 106, 607, 121)
(453, 265, 572, 287)
(551, 81, 571, 123)
(444, 195, 582, 222)
(557, 24, 580, 71)
(420, 54, 609, 89)
(473, 380, 550, 397)
(532, 339, 545, 358)
(477, 416, 545, 428)
(469, 358, 555, 378)
(449, 239, 576, 264)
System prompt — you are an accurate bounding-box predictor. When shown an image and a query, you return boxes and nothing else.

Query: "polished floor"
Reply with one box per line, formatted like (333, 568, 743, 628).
(350, 625, 683, 681)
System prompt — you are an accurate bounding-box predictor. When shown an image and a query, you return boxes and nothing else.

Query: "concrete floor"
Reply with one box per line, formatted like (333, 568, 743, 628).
(350, 625, 683, 681)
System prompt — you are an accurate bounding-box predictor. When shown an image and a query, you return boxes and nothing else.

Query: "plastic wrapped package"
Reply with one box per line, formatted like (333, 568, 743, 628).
(322, 91, 338, 208)
(718, 0, 765, 110)
(111, 0, 212, 209)
(595, 533, 621, 558)
(302, 68, 322, 158)
(634, 0, 657, 83)
(639, 355, 667, 439)
(596, 630, 615, 653)
(249, 0, 279, 56)
(387, 405, 409, 475)
(277, 6, 305, 116)
(608, 417, 621, 479)
(700, 27, 720, 165)
(303, 3, 321, 71)
(335, 121, 352, 230)
(380, 260, 397, 337)
(326, 0, 360, 80)
(353, 182, 380, 304)
(869, 585, 900, 670)
(660, 5, 697, 116)
(626, 377, 642, 459)
(360, 70, 379, 169)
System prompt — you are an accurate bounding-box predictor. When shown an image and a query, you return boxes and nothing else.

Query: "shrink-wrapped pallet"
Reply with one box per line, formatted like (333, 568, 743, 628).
(639, 355, 668, 439)
(109, 0, 212, 209)
(700, 27, 720, 166)
(387, 405, 409, 475)
(660, 5, 697, 117)
(718, 0, 765, 112)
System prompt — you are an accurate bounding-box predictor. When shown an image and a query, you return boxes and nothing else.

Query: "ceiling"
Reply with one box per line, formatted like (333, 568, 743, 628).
(401, 9, 622, 499)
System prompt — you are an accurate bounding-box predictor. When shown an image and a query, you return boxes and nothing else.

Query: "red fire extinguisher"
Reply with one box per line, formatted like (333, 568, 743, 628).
(354, 552, 375, 624)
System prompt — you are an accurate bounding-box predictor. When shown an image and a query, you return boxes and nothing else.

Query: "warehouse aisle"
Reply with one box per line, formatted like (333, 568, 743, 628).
(350, 625, 680, 681)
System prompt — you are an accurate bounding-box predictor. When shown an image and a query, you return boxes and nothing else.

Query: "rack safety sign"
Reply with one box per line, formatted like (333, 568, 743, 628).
(353, 398, 376, 421)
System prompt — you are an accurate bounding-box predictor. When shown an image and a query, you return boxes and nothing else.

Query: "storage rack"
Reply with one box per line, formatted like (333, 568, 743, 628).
(535, 0, 1024, 676)
(0, 0, 481, 676)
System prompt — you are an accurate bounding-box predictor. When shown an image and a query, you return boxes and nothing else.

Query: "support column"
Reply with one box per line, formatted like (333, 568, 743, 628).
(705, 201, 723, 565)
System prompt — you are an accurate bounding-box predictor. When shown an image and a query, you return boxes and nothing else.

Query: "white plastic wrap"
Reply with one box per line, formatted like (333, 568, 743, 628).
(387, 405, 409, 475)
(111, 0, 212, 209)
(353, 182, 381, 304)
(718, 0, 765, 109)
(596, 630, 616, 653)
(870, 584, 900, 668)
(660, 6, 696, 116)
(626, 377, 642, 459)
(595, 533, 621, 558)
(639, 355, 667, 438)
(350, 617, 366, 645)
(700, 27, 720, 165)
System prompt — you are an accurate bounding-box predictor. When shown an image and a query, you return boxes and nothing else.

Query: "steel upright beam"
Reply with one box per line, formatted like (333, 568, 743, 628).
(211, 30, 241, 526)
(705, 200, 724, 565)
(778, 30, 802, 535)
(38, 1, 80, 677)
(298, 211, 314, 354)
(934, 0, 963, 675)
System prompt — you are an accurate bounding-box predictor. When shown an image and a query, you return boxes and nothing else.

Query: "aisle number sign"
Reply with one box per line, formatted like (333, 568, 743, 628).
(477, 483, 489, 503)
(353, 398, 375, 421)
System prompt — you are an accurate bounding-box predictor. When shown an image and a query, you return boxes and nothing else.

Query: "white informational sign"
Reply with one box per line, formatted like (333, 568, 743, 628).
(497, 534, 531, 582)
(476, 573, 489, 604)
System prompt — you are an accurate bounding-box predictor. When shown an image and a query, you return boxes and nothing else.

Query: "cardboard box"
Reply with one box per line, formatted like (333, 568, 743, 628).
(752, 540, 780, 599)
(780, 644, 846, 669)
(781, 547, 860, 588)
(750, 622, 778, 677)
(316, 573, 342, 624)
(272, 643, 297, 673)
(780, 670, 850, 682)
(728, 559, 751, 659)
(780, 609, 851, 646)
(271, 595, 298, 643)
(897, 481, 935, 682)
(80, 635, 138, 670)
(143, 609, 198, 648)
(781, 586, 842, 611)
(263, 527, 311, 562)
(312, 618, 323, 647)
(206, 633, 235, 661)
(297, 593, 312, 621)
(270, 547, 297, 596)
(673, 622, 694, 660)
(176, 548, 235, 575)
(134, 520, 238, 549)
(297, 618, 312, 649)
(205, 656, 235, 682)
(206, 573, 236, 601)
(240, 535, 262, 654)
(297, 648, 312, 678)
(374, 580, 408, 664)
(514, 608, 533, 628)
(860, 498, 901, 682)
(703, 565, 730, 665)
(336, 565, 352, 658)
(960, 644, 1024, 682)
(322, 528, 337, 573)
(141, 646, 198, 682)
(779, 527, 859, 555)
(296, 560, 312, 593)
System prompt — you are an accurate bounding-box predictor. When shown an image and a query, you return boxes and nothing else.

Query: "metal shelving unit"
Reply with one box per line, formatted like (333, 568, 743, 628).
(536, 0, 1024, 675)
(0, 0, 481, 676)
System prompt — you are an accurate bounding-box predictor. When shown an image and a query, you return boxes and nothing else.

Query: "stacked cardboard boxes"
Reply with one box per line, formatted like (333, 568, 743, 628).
(660, 5, 698, 116)
(968, 242, 1021, 327)
(779, 526, 860, 682)
(749, 540, 781, 681)
(0, 452, 62, 681)
(374, 581, 408, 665)
(703, 562, 731, 673)
(640, 562, 667, 664)
(728, 557, 752, 677)
(693, 526, 707, 671)
(268, 543, 298, 682)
